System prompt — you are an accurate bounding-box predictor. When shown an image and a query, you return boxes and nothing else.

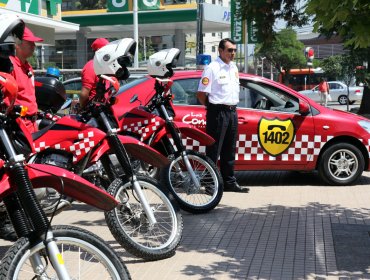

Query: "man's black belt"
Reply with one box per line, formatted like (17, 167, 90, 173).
(22, 115, 37, 122)
(209, 103, 237, 111)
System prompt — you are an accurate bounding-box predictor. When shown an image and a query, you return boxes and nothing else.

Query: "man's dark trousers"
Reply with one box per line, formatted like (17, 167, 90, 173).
(206, 103, 238, 185)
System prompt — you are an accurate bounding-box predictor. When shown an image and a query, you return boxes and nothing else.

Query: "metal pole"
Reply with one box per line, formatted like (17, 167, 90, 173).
(196, 0, 204, 55)
(270, 62, 273, 80)
(133, 0, 139, 68)
(244, 20, 248, 73)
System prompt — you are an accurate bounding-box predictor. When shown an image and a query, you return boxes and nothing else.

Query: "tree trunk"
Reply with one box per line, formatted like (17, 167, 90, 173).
(357, 85, 370, 116)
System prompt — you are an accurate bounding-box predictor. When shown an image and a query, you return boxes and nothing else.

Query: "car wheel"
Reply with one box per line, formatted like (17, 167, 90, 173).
(338, 95, 348, 105)
(318, 143, 364, 185)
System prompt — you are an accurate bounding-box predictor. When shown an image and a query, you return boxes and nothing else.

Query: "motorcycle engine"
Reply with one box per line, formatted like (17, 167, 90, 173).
(38, 153, 72, 170)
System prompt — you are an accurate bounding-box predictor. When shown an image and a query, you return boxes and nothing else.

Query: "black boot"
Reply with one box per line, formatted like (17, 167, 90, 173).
(0, 212, 17, 242)
(224, 182, 249, 193)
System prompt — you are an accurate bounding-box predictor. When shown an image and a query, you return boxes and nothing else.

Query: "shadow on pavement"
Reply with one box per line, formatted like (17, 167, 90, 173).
(236, 170, 370, 187)
(177, 202, 370, 279)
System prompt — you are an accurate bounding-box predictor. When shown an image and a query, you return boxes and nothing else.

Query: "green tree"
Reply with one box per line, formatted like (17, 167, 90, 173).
(138, 37, 155, 62)
(76, 0, 106, 10)
(305, 0, 370, 49)
(305, 0, 370, 114)
(321, 53, 364, 111)
(320, 55, 342, 80)
(256, 28, 306, 83)
(239, 0, 308, 44)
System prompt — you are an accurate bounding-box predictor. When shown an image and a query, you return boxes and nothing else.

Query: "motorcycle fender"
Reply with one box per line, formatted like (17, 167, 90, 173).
(90, 135, 169, 168)
(152, 122, 215, 146)
(27, 164, 118, 211)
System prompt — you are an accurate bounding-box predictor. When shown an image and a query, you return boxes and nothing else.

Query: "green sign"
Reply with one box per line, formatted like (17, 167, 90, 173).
(230, 0, 244, 44)
(3, 0, 39, 15)
(138, 0, 159, 10)
(46, 0, 61, 16)
(247, 19, 258, 44)
(107, 0, 129, 12)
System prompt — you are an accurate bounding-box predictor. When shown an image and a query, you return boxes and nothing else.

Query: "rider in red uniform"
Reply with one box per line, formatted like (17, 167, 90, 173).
(79, 38, 109, 108)
(10, 26, 43, 133)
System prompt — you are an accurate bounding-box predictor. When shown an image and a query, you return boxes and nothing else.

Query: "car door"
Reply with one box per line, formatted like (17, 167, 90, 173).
(171, 77, 208, 153)
(328, 82, 344, 103)
(303, 85, 321, 102)
(235, 78, 315, 169)
(171, 75, 315, 170)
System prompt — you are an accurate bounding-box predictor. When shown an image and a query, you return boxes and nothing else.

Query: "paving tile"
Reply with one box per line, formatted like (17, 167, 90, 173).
(1, 171, 370, 279)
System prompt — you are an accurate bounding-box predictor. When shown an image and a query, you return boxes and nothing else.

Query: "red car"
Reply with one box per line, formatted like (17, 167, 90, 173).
(115, 70, 370, 186)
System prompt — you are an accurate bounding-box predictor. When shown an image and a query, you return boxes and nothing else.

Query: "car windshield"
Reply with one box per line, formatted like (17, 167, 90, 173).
(115, 77, 149, 96)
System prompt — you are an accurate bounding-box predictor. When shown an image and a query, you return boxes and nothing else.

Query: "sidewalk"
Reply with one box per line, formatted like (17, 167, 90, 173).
(1, 170, 370, 279)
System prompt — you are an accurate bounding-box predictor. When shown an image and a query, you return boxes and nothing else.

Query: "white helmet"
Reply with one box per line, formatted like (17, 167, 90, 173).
(93, 38, 136, 80)
(0, 14, 25, 73)
(147, 48, 180, 78)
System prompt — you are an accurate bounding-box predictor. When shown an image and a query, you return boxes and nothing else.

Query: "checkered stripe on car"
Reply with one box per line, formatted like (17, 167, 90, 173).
(34, 131, 95, 162)
(181, 134, 339, 161)
(236, 134, 336, 161)
(122, 118, 161, 141)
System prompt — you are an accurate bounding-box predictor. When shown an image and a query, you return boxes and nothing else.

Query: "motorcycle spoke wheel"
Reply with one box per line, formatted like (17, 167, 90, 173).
(161, 150, 223, 214)
(105, 176, 183, 261)
(0, 225, 130, 280)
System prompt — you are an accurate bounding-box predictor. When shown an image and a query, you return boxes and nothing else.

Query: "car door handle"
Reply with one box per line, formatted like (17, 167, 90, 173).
(238, 117, 248, 124)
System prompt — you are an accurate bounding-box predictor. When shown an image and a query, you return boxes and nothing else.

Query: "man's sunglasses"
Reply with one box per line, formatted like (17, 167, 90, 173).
(226, 48, 237, 53)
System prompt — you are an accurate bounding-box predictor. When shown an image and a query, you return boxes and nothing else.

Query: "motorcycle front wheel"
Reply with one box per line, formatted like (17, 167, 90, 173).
(105, 176, 183, 261)
(0, 225, 131, 280)
(161, 150, 223, 214)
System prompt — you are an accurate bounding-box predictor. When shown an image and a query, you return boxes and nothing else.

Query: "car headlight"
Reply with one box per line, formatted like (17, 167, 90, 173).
(358, 120, 370, 133)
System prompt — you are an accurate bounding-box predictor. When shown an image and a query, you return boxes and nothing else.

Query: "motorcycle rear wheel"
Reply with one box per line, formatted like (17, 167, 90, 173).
(0, 225, 131, 280)
(105, 176, 183, 261)
(161, 150, 223, 214)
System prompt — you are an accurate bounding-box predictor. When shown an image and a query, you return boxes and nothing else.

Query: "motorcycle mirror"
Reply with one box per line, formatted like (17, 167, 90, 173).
(130, 94, 139, 104)
(60, 98, 72, 110)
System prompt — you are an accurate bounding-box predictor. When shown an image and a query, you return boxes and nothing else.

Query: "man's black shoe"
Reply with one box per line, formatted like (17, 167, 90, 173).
(224, 182, 249, 193)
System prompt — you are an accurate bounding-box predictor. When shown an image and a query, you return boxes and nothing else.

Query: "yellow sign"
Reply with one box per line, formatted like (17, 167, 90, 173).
(186, 42, 196, 49)
(258, 117, 295, 156)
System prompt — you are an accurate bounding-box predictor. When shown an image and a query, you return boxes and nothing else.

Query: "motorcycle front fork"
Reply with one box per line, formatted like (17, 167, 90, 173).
(100, 112, 157, 225)
(163, 120, 201, 190)
(0, 127, 71, 279)
(29, 231, 71, 280)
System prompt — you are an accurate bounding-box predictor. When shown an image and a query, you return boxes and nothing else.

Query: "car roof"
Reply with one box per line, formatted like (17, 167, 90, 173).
(63, 77, 81, 84)
(170, 69, 299, 95)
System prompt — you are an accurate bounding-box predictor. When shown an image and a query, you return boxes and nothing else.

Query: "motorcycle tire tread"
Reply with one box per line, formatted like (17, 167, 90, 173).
(161, 150, 223, 214)
(104, 176, 183, 261)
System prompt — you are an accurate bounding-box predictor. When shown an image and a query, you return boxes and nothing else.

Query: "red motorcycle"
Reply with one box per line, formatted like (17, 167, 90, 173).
(31, 39, 183, 261)
(0, 69, 131, 278)
(115, 49, 223, 214)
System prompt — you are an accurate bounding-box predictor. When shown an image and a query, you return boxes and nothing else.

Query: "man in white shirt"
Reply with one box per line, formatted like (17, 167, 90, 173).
(197, 38, 249, 193)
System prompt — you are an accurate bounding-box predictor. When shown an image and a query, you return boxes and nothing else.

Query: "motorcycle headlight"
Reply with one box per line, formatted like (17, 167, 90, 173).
(358, 120, 370, 134)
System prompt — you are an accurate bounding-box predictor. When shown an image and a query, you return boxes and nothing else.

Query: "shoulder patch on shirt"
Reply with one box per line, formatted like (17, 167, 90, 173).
(201, 77, 209, 85)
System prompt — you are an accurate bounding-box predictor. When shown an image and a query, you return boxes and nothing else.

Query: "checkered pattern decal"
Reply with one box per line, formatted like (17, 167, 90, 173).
(34, 131, 95, 162)
(122, 117, 161, 142)
(181, 133, 370, 162)
(235, 134, 334, 161)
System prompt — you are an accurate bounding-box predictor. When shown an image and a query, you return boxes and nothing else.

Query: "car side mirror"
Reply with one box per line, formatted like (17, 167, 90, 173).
(299, 100, 310, 115)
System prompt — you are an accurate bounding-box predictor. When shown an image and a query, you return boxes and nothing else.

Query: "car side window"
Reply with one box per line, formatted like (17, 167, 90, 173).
(64, 82, 75, 91)
(239, 79, 299, 113)
(172, 79, 201, 105)
(75, 81, 82, 91)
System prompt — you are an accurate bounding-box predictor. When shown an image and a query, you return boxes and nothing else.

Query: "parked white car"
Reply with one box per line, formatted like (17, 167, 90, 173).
(299, 81, 363, 105)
